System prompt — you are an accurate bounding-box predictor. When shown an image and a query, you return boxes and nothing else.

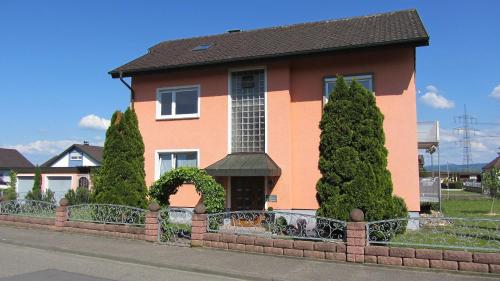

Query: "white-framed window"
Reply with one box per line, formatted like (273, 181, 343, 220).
(156, 85, 200, 120)
(155, 150, 199, 179)
(324, 74, 373, 103)
(69, 151, 83, 161)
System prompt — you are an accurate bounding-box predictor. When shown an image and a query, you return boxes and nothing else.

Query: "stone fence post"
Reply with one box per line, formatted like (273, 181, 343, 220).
(346, 208, 366, 263)
(145, 203, 160, 242)
(191, 200, 207, 247)
(54, 198, 69, 230)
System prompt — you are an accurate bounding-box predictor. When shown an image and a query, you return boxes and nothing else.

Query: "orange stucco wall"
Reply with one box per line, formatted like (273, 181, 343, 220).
(133, 46, 420, 212)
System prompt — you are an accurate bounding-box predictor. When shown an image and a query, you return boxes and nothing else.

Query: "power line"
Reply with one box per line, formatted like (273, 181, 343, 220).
(454, 105, 478, 172)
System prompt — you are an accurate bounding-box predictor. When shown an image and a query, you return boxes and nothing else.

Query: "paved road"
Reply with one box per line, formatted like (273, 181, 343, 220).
(0, 224, 498, 281)
(0, 242, 242, 281)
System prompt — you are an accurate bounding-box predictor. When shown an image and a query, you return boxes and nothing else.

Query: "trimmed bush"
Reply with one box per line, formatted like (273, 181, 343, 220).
(445, 182, 463, 189)
(420, 202, 439, 214)
(65, 187, 92, 205)
(316, 77, 407, 221)
(149, 167, 225, 213)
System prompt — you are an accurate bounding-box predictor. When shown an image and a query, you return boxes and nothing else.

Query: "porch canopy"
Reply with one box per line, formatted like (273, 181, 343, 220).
(205, 153, 281, 177)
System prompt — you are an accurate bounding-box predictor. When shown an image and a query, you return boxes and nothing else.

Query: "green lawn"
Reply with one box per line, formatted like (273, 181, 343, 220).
(370, 191, 500, 251)
(442, 194, 500, 218)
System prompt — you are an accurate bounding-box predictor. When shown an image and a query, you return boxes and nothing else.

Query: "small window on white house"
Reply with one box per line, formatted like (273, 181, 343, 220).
(324, 74, 373, 103)
(157, 151, 198, 178)
(69, 151, 83, 161)
(157, 86, 200, 119)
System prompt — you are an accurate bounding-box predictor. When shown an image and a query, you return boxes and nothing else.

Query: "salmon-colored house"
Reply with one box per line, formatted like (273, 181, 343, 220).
(110, 10, 429, 215)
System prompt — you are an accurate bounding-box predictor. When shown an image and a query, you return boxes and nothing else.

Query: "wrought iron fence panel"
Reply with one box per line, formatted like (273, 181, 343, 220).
(207, 211, 346, 242)
(158, 208, 193, 246)
(367, 217, 500, 252)
(67, 204, 147, 226)
(0, 199, 56, 218)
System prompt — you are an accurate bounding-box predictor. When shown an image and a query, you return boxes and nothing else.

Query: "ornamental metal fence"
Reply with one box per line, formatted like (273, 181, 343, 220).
(207, 211, 346, 242)
(158, 208, 193, 246)
(366, 217, 500, 252)
(0, 199, 57, 218)
(67, 204, 148, 226)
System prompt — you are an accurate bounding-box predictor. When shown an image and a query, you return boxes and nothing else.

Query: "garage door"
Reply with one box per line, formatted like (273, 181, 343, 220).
(47, 176, 72, 202)
(17, 176, 34, 198)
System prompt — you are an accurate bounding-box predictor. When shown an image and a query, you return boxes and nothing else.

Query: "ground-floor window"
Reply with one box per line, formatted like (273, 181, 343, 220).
(78, 177, 89, 189)
(156, 150, 198, 179)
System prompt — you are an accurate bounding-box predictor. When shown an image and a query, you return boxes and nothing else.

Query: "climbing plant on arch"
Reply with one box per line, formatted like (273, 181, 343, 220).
(149, 167, 226, 213)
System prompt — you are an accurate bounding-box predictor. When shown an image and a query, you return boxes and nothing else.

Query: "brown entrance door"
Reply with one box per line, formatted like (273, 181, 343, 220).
(230, 177, 265, 211)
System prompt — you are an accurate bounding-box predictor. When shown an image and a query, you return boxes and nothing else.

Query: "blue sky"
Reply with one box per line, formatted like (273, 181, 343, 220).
(1, 0, 499, 165)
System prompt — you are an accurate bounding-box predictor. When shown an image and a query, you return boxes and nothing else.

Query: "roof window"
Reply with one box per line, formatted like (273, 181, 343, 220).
(192, 43, 214, 51)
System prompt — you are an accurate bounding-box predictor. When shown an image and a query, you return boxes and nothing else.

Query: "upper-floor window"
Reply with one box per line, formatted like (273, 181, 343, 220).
(324, 74, 373, 103)
(156, 150, 198, 178)
(69, 151, 83, 161)
(156, 85, 200, 120)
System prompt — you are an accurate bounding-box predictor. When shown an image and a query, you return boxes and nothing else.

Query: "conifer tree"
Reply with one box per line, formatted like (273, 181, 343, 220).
(26, 166, 42, 200)
(316, 77, 407, 221)
(93, 109, 148, 208)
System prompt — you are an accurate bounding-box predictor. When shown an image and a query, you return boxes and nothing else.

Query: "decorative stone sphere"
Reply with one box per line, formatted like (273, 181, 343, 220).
(59, 198, 69, 207)
(349, 208, 364, 222)
(148, 202, 161, 212)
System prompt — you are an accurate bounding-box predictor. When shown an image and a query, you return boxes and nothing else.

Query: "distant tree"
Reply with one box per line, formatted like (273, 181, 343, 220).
(3, 170, 18, 200)
(482, 167, 500, 215)
(316, 77, 407, 221)
(93, 109, 148, 208)
(25, 166, 42, 201)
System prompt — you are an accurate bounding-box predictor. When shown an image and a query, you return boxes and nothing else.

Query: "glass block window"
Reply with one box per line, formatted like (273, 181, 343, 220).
(324, 74, 373, 102)
(231, 70, 265, 152)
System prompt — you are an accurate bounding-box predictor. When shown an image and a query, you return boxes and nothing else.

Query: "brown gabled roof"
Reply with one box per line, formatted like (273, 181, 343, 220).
(0, 148, 34, 169)
(109, 9, 429, 78)
(41, 144, 103, 167)
(483, 155, 500, 171)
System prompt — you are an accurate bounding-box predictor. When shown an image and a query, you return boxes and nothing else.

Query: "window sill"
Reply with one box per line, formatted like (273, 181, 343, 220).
(156, 115, 200, 121)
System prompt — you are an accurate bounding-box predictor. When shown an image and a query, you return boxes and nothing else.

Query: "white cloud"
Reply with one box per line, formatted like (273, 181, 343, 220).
(439, 128, 458, 143)
(78, 114, 110, 131)
(7, 140, 78, 155)
(471, 141, 489, 152)
(420, 85, 455, 109)
(489, 85, 500, 100)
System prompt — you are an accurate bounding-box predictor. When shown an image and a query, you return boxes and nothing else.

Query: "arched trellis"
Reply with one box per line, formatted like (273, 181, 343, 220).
(149, 167, 225, 213)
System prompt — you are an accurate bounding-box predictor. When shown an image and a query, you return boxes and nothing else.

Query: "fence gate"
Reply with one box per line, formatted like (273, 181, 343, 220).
(158, 208, 193, 246)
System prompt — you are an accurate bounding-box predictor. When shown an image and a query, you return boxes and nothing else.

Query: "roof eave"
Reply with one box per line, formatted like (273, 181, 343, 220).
(109, 38, 429, 78)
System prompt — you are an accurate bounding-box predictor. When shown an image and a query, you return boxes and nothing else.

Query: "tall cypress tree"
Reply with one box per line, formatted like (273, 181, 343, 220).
(93, 109, 148, 208)
(316, 77, 407, 221)
(26, 166, 42, 200)
(123, 108, 148, 205)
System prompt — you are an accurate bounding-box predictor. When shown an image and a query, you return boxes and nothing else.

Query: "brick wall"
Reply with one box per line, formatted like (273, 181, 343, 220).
(0, 214, 54, 230)
(365, 246, 500, 273)
(0, 200, 160, 242)
(194, 211, 500, 274)
(200, 231, 347, 261)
